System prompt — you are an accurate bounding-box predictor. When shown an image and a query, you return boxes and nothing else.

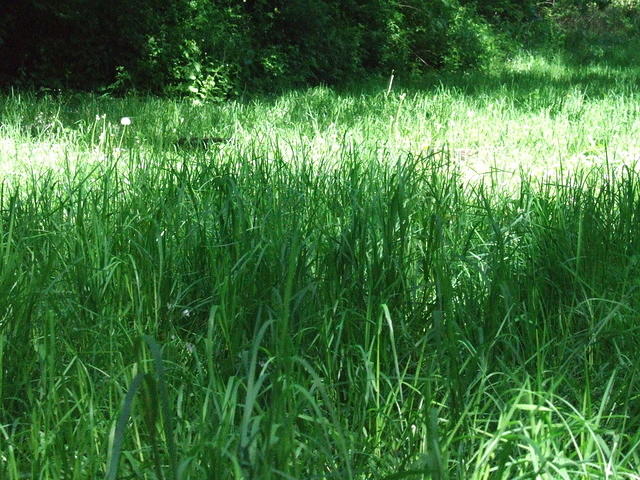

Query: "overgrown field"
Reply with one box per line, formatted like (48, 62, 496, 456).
(1, 55, 640, 479)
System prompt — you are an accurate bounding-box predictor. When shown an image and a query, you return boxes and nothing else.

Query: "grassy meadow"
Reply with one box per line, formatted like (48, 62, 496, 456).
(1, 53, 640, 479)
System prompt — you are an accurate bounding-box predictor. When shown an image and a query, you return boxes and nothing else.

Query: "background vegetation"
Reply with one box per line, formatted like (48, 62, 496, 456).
(2, 0, 640, 98)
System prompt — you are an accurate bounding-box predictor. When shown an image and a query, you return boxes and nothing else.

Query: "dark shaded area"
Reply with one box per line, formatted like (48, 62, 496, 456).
(173, 136, 231, 150)
(0, 0, 152, 89)
(393, 57, 640, 102)
(3, 0, 637, 98)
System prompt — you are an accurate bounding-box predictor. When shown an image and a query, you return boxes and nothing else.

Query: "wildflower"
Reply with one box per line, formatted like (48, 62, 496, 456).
(120, 117, 132, 126)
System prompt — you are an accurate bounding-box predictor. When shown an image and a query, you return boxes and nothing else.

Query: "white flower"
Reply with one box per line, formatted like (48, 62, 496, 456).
(120, 117, 132, 126)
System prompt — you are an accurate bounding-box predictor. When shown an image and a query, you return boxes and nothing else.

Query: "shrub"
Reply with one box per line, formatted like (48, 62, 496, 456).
(377, 0, 502, 72)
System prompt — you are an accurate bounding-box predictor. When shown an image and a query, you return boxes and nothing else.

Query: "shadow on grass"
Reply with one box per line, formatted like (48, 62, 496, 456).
(348, 51, 640, 99)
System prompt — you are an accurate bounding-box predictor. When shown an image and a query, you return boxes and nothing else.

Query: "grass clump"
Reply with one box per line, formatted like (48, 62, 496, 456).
(0, 53, 639, 479)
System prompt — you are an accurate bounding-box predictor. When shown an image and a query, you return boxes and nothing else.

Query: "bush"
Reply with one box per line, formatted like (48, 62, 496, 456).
(5, 0, 639, 94)
(377, 0, 501, 72)
(548, 1, 640, 65)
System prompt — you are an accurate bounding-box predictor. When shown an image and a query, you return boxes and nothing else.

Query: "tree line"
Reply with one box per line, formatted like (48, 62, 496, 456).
(0, 0, 637, 98)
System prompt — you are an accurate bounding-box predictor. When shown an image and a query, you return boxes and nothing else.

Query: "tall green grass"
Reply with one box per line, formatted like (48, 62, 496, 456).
(0, 53, 639, 478)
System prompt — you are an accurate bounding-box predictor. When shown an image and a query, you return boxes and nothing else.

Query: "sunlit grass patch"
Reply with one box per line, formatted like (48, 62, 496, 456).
(3, 52, 640, 187)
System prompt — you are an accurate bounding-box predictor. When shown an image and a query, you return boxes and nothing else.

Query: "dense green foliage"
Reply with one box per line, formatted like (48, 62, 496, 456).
(2, 54, 640, 477)
(2, 0, 640, 97)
